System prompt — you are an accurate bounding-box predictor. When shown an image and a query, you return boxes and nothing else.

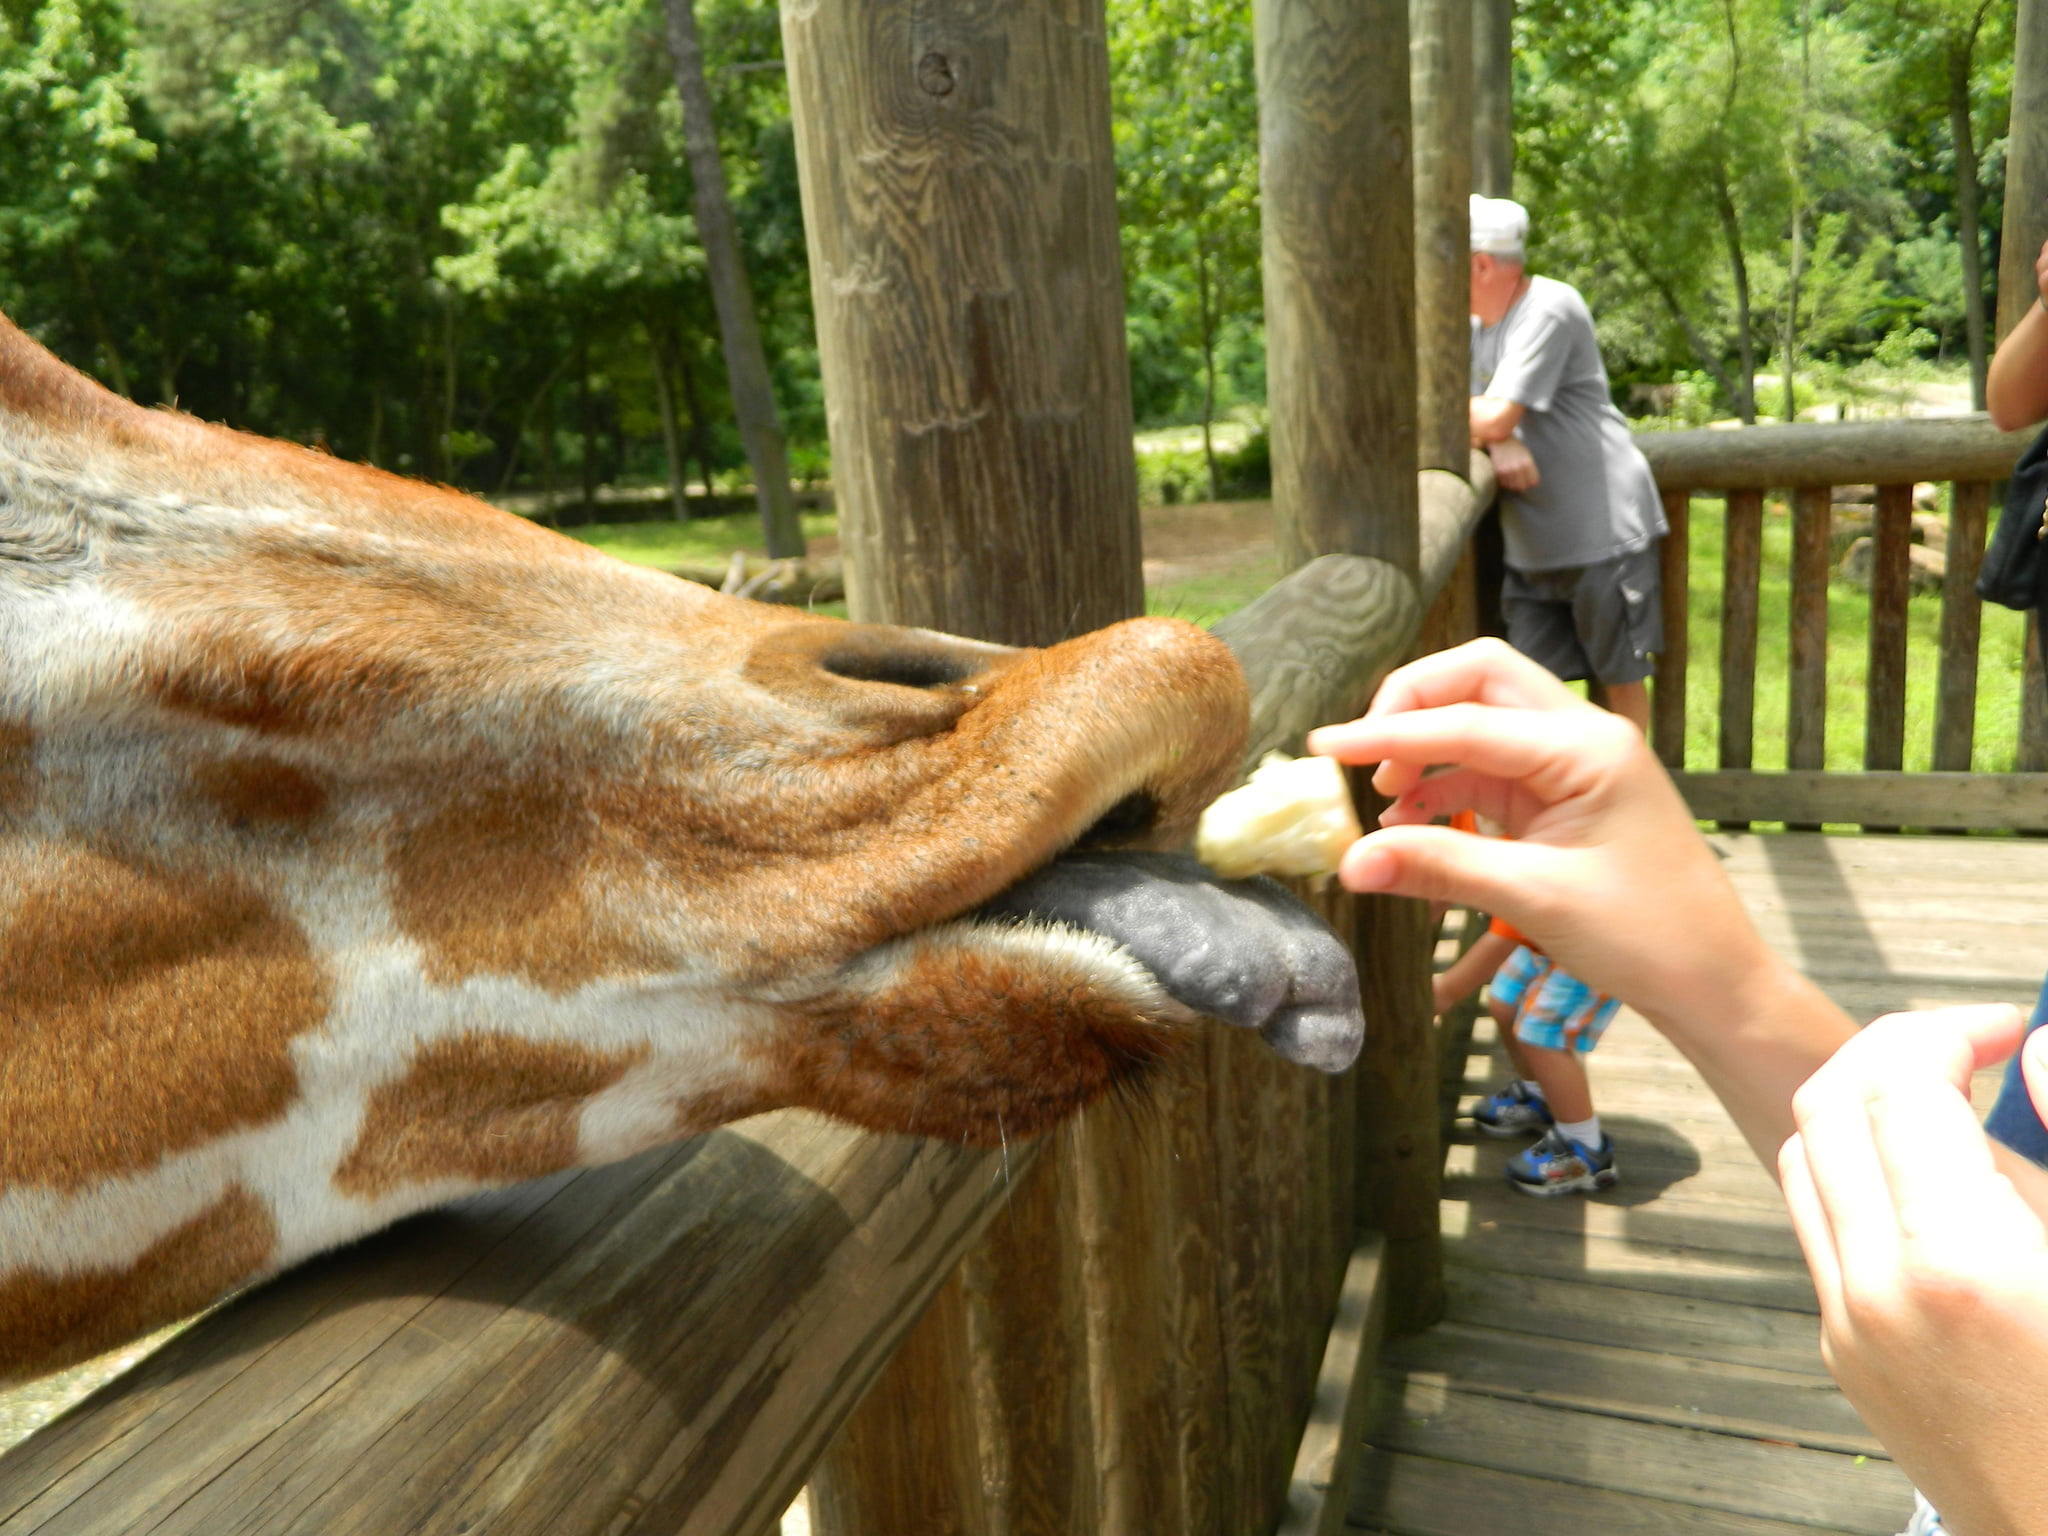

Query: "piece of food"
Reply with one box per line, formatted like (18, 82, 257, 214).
(1195, 751, 1364, 880)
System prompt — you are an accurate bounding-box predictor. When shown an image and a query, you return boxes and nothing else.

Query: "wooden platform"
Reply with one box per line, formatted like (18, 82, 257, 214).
(1349, 829, 2048, 1535)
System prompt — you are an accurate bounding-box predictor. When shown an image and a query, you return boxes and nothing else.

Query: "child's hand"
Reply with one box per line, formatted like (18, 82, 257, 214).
(1307, 640, 1775, 1029)
(1780, 1005, 2048, 1533)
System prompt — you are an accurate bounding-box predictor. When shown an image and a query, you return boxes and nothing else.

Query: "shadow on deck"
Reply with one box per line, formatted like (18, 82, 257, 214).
(1348, 829, 2048, 1535)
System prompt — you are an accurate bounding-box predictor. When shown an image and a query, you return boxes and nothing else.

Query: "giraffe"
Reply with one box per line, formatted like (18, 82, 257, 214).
(0, 312, 1364, 1384)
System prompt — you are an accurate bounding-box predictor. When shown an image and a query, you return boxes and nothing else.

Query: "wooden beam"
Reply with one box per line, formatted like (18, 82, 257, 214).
(1471, 0, 1513, 197)
(1635, 417, 2030, 492)
(1786, 486, 1831, 776)
(1271, 1235, 1390, 1536)
(0, 1122, 1018, 1536)
(1998, 0, 2048, 344)
(1652, 489, 1690, 770)
(1257, 0, 1419, 575)
(1670, 771, 2048, 831)
(1864, 483, 1914, 775)
(1934, 482, 1990, 772)
(781, 0, 1141, 647)
(1411, 0, 1473, 477)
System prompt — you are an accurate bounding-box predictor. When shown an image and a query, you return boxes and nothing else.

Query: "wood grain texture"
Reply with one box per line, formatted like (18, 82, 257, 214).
(1410, 0, 1472, 477)
(1272, 1237, 1388, 1536)
(1672, 769, 2048, 830)
(1635, 416, 2030, 492)
(781, 0, 1141, 646)
(2023, 617, 2048, 773)
(1996, 0, 2048, 343)
(0, 1123, 1020, 1536)
(1256, 0, 1419, 575)
(1786, 486, 1831, 775)
(1716, 491, 1763, 809)
(1934, 480, 1990, 772)
(1652, 490, 1690, 769)
(1863, 483, 1915, 775)
(1470, 0, 1513, 198)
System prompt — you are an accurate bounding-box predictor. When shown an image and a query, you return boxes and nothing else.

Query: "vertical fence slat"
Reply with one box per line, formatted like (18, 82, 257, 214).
(1935, 481, 1991, 772)
(1653, 489, 1691, 769)
(1787, 486, 1832, 776)
(1165, 1035, 1228, 1536)
(2023, 619, 2048, 772)
(1717, 490, 1764, 829)
(1864, 482, 1914, 775)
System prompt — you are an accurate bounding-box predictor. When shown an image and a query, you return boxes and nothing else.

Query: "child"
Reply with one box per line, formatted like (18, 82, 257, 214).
(1435, 913, 1621, 1195)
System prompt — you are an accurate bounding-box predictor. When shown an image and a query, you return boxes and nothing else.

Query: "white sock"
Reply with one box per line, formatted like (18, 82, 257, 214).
(1556, 1115, 1603, 1149)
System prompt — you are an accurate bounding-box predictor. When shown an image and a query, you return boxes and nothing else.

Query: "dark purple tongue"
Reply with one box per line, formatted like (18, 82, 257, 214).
(976, 851, 1365, 1072)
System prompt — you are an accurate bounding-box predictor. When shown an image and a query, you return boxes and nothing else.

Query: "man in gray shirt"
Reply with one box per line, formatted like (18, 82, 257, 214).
(1469, 195, 1666, 734)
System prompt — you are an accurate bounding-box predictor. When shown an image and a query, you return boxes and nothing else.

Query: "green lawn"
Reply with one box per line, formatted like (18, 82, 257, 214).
(561, 497, 2031, 774)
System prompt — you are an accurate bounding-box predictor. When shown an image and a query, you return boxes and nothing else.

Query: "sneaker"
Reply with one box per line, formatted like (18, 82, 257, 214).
(1899, 1493, 1947, 1536)
(1470, 1082, 1553, 1138)
(1506, 1127, 1618, 1196)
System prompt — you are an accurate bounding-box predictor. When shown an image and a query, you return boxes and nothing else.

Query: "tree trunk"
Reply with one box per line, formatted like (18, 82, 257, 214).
(648, 325, 692, 520)
(660, 0, 805, 559)
(1711, 164, 1757, 423)
(1950, 34, 1989, 408)
(1781, 0, 1810, 425)
(673, 337, 719, 502)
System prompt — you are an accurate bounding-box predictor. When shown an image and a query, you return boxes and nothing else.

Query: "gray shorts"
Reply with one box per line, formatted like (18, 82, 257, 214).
(1503, 543, 1662, 686)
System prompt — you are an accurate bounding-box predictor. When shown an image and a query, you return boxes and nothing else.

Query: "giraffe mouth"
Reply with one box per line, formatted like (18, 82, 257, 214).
(972, 850, 1365, 1073)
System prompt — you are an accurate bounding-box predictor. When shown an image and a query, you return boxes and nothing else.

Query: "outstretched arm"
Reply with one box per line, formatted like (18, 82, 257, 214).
(1432, 927, 1518, 1016)
(1308, 639, 1853, 1167)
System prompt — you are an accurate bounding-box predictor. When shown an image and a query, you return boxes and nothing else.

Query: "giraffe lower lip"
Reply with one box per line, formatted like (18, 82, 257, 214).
(973, 851, 1365, 1072)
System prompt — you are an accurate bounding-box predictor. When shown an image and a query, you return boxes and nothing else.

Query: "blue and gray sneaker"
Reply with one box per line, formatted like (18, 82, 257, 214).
(1505, 1127, 1618, 1196)
(1469, 1082, 1553, 1138)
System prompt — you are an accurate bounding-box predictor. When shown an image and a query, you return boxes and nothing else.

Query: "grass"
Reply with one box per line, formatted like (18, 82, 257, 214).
(558, 494, 2032, 776)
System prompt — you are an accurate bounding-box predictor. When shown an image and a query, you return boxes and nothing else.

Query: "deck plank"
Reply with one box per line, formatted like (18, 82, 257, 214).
(1351, 830, 2048, 1535)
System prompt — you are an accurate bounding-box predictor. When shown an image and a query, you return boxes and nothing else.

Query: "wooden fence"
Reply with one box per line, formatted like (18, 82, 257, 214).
(1638, 415, 2047, 830)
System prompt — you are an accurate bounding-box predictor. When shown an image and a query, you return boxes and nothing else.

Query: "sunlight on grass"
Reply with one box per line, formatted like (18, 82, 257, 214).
(554, 509, 839, 570)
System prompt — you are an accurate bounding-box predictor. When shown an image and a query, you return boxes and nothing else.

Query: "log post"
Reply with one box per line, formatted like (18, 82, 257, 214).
(1998, 0, 2048, 346)
(783, 6, 1144, 1533)
(1255, 0, 1440, 1336)
(1412, 0, 1473, 476)
(1472, 0, 1514, 198)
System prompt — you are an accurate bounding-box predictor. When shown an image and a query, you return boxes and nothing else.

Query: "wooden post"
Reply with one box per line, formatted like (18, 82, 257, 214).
(1934, 481, 1990, 772)
(1652, 489, 1690, 769)
(1257, 0, 1420, 575)
(1864, 483, 1914, 777)
(1998, 0, 2048, 346)
(783, 6, 1140, 1533)
(1472, 0, 1514, 198)
(782, 0, 1141, 647)
(1255, 0, 1439, 1336)
(1717, 490, 1763, 829)
(1787, 485, 1832, 776)
(1412, 0, 1473, 476)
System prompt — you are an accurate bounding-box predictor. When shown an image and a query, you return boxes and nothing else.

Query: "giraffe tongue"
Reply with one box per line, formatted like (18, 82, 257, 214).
(976, 851, 1365, 1072)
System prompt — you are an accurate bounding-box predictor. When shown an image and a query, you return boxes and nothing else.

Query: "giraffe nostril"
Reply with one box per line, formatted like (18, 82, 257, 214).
(820, 647, 978, 691)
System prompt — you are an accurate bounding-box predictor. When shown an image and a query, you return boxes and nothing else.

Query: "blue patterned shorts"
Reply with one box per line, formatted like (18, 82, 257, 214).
(1491, 945, 1620, 1055)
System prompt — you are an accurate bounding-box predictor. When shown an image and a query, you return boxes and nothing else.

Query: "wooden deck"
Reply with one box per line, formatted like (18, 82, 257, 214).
(1350, 829, 2048, 1535)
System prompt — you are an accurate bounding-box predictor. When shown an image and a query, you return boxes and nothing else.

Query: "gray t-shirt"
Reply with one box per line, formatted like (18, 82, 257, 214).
(1471, 274, 1666, 572)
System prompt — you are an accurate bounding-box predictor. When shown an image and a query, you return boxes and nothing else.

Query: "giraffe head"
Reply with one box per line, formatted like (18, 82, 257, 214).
(0, 312, 1361, 1379)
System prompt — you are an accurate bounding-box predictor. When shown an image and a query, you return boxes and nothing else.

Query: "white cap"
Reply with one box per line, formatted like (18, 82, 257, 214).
(1470, 194, 1528, 259)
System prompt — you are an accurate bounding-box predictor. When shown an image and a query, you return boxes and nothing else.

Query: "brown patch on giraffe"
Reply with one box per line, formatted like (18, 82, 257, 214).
(146, 629, 422, 737)
(0, 720, 34, 820)
(0, 849, 327, 1192)
(333, 1033, 648, 1198)
(671, 1082, 782, 1139)
(0, 1185, 276, 1382)
(388, 780, 667, 992)
(765, 943, 1184, 1145)
(193, 755, 328, 829)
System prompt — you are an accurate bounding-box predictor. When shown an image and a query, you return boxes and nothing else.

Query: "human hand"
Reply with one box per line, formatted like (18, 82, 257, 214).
(1305, 640, 1772, 1028)
(1488, 437, 1540, 493)
(1781, 1005, 2048, 1535)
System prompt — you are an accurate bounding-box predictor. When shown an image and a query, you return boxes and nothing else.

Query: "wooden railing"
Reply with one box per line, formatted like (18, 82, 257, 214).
(1637, 415, 2048, 829)
(0, 459, 1495, 1536)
